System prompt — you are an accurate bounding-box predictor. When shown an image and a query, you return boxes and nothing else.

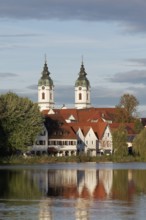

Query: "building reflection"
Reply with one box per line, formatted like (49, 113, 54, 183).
(34, 168, 113, 219)
(46, 169, 113, 199)
(39, 199, 53, 220)
(27, 168, 144, 219)
(2, 167, 146, 220)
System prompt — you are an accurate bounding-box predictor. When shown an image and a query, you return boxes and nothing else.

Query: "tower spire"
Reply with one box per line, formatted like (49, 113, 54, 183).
(44, 54, 47, 64)
(81, 55, 84, 65)
(38, 56, 55, 111)
(75, 59, 91, 109)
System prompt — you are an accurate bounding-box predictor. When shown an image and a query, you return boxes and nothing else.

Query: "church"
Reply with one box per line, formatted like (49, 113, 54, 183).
(38, 58, 91, 111)
(32, 59, 136, 156)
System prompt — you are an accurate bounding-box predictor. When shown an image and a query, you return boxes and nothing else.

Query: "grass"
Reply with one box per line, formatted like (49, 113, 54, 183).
(0, 154, 145, 165)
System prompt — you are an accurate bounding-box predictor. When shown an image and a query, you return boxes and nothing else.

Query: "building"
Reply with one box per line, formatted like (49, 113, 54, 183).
(38, 59, 54, 111)
(32, 59, 137, 156)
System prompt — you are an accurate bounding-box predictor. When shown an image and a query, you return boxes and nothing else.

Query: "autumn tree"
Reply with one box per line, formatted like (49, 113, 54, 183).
(133, 128, 146, 158)
(115, 93, 139, 123)
(112, 125, 128, 156)
(0, 92, 44, 156)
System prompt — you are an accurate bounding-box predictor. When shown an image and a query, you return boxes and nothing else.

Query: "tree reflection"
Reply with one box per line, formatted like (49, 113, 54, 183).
(46, 168, 146, 202)
(0, 169, 41, 200)
(1, 167, 146, 203)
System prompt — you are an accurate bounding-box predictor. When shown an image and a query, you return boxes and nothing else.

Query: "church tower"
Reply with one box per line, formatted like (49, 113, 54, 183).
(38, 59, 54, 111)
(75, 61, 91, 109)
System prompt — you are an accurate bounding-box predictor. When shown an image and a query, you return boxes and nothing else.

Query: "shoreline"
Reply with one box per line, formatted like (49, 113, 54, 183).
(0, 154, 145, 165)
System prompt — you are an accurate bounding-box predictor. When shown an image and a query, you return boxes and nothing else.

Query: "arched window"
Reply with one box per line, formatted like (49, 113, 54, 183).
(42, 92, 45, 100)
(50, 93, 52, 100)
(79, 93, 82, 100)
(87, 93, 88, 100)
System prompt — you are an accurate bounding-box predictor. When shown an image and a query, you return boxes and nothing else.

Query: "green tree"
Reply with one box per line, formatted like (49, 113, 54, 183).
(115, 93, 139, 123)
(134, 118, 143, 133)
(0, 92, 43, 155)
(133, 128, 146, 157)
(112, 125, 128, 156)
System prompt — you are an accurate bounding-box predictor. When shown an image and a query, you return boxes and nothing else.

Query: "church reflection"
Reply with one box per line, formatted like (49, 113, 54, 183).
(46, 169, 113, 199)
(1, 166, 146, 220)
(36, 169, 113, 220)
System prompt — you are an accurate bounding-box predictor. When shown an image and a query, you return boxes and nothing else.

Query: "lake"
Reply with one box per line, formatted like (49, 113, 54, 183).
(0, 162, 146, 220)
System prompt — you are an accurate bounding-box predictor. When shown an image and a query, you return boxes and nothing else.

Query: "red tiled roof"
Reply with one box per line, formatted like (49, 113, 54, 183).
(43, 107, 116, 122)
(44, 114, 77, 140)
(42, 108, 137, 140)
(70, 122, 108, 140)
(109, 123, 136, 135)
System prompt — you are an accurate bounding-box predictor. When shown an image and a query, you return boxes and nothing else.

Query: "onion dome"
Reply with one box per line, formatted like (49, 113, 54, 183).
(38, 61, 54, 87)
(75, 61, 90, 88)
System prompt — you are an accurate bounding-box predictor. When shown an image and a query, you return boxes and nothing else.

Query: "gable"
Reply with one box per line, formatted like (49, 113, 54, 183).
(48, 109, 55, 114)
(86, 127, 97, 139)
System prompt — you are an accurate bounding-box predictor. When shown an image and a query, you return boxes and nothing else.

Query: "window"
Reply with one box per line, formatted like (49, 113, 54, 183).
(87, 93, 88, 100)
(42, 92, 45, 100)
(39, 140, 46, 145)
(50, 93, 52, 100)
(79, 93, 82, 100)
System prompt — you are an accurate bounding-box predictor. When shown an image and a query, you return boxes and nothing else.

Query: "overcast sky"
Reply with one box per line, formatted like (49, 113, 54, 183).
(1, 0, 146, 116)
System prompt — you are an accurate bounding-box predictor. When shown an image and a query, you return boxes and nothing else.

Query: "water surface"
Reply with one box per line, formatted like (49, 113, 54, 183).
(0, 162, 146, 220)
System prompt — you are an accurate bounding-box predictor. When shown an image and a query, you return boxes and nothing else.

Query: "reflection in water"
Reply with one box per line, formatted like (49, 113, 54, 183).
(46, 169, 113, 200)
(1, 166, 146, 220)
(39, 199, 53, 220)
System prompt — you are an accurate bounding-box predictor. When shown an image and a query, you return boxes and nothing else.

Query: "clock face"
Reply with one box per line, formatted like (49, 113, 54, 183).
(79, 87, 82, 90)
(42, 86, 45, 90)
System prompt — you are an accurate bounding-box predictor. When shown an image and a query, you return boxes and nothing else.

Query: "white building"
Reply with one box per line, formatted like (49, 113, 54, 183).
(75, 61, 91, 109)
(31, 59, 136, 156)
(38, 60, 54, 111)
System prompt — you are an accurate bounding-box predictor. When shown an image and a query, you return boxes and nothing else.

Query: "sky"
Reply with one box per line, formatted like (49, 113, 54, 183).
(1, 0, 146, 116)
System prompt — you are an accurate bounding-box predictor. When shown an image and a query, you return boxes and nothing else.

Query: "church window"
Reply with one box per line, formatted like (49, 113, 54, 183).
(87, 93, 88, 100)
(79, 93, 82, 100)
(42, 92, 45, 100)
(50, 93, 52, 100)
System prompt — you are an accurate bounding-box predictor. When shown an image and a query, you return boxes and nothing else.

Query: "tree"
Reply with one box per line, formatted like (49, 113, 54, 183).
(115, 93, 139, 123)
(134, 118, 143, 133)
(112, 125, 128, 156)
(133, 128, 146, 157)
(0, 92, 44, 155)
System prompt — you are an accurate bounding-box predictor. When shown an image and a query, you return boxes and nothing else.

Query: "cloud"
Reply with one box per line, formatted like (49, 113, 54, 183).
(26, 84, 37, 90)
(0, 73, 18, 77)
(55, 85, 74, 106)
(91, 84, 146, 117)
(1, 0, 146, 32)
(0, 34, 41, 38)
(26, 83, 146, 108)
(109, 70, 146, 84)
(2, 83, 145, 116)
(127, 59, 146, 67)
